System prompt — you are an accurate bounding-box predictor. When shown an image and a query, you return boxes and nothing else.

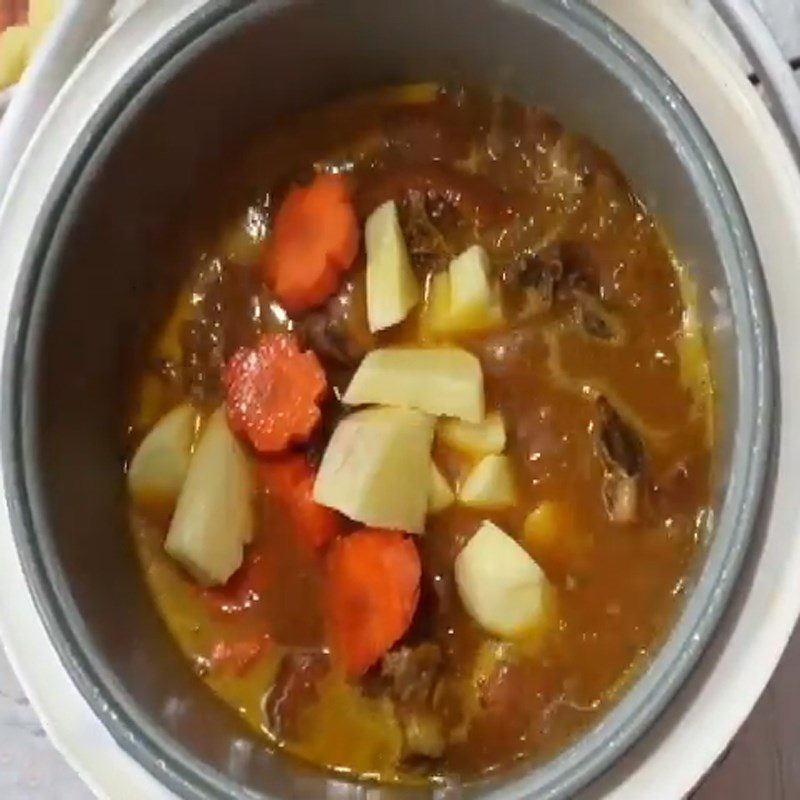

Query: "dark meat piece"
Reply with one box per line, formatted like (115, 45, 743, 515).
(264, 650, 330, 740)
(448, 650, 561, 774)
(598, 398, 644, 476)
(501, 245, 563, 310)
(382, 643, 443, 706)
(399, 190, 456, 274)
(297, 275, 374, 369)
(397, 709, 446, 760)
(381, 644, 446, 759)
(557, 241, 601, 298)
(602, 473, 638, 525)
(574, 291, 625, 343)
(596, 397, 645, 524)
(355, 163, 511, 232)
(181, 258, 268, 407)
(301, 311, 356, 365)
(502, 241, 610, 326)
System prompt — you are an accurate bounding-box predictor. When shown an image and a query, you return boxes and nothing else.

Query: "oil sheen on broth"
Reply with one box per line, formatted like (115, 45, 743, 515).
(127, 85, 712, 783)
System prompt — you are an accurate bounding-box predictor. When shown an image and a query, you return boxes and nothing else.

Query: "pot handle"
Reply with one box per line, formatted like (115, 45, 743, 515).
(710, 0, 800, 163)
(0, 0, 114, 197)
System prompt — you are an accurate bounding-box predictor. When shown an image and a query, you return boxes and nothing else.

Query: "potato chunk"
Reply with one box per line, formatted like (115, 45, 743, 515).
(365, 200, 420, 332)
(438, 411, 506, 458)
(314, 407, 435, 533)
(30, 0, 60, 30)
(458, 454, 517, 509)
(448, 245, 503, 331)
(421, 246, 503, 337)
(428, 462, 455, 514)
(421, 272, 452, 339)
(0, 27, 30, 90)
(165, 408, 254, 586)
(523, 501, 590, 573)
(128, 403, 197, 512)
(455, 521, 549, 638)
(343, 347, 484, 422)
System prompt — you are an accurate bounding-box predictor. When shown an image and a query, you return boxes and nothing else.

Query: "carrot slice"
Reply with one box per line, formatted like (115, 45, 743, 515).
(265, 173, 359, 312)
(224, 333, 327, 453)
(325, 529, 421, 676)
(261, 455, 343, 550)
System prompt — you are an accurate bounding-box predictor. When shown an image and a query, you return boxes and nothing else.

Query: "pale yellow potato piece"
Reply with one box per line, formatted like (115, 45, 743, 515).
(448, 245, 499, 329)
(455, 520, 549, 638)
(29, 0, 60, 29)
(128, 404, 198, 510)
(0, 27, 31, 90)
(438, 411, 506, 458)
(420, 247, 504, 338)
(523, 502, 562, 550)
(459, 454, 517, 509)
(314, 407, 436, 533)
(365, 200, 420, 332)
(165, 408, 254, 586)
(343, 347, 485, 423)
(420, 271, 453, 340)
(428, 462, 455, 514)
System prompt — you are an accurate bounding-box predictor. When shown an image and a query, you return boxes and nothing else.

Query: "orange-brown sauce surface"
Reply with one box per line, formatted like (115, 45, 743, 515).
(129, 85, 712, 783)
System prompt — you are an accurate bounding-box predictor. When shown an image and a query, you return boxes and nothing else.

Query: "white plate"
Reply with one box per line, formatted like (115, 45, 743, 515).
(0, 2, 798, 799)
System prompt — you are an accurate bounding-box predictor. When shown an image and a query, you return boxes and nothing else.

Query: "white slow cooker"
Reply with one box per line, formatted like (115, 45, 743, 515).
(0, 1, 798, 798)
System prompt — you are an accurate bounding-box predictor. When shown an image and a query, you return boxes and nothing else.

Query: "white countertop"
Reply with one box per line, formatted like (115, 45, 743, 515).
(0, 1, 798, 798)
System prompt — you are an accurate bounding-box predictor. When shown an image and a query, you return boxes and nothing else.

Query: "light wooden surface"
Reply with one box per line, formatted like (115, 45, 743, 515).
(0, 1, 799, 798)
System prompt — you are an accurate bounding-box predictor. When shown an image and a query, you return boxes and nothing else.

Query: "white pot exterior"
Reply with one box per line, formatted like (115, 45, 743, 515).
(0, 2, 798, 799)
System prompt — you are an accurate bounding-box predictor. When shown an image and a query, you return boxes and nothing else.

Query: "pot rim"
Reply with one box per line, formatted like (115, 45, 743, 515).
(0, 1, 775, 799)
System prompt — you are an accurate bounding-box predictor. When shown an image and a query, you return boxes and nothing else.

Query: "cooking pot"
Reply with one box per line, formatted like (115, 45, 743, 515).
(0, 1, 787, 798)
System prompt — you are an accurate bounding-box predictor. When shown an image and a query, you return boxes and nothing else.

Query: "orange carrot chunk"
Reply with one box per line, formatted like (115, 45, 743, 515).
(326, 529, 421, 676)
(265, 173, 359, 312)
(261, 455, 343, 551)
(224, 333, 327, 453)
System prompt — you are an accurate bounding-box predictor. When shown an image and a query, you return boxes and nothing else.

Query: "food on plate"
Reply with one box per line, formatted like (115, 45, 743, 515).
(127, 85, 713, 782)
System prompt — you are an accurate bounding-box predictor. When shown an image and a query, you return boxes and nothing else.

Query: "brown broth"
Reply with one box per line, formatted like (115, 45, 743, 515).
(128, 85, 711, 783)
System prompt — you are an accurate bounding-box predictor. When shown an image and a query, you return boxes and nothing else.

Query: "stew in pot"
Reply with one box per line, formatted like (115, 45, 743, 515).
(127, 85, 713, 783)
